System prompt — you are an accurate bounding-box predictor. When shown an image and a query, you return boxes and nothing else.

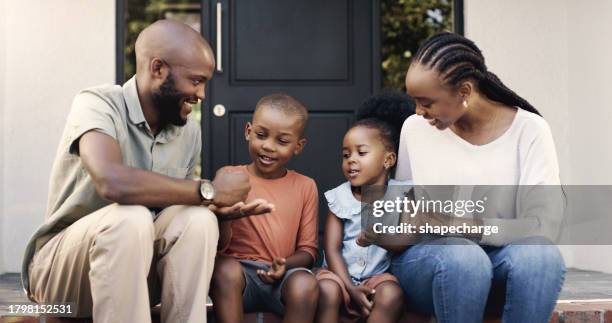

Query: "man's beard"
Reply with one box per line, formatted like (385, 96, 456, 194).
(152, 72, 188, 127)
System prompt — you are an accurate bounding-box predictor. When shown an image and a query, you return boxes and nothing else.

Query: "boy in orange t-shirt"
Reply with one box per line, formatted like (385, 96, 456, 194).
(211, 93, 319, 323)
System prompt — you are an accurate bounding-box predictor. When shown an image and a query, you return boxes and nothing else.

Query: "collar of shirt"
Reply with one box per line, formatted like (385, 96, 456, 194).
(122, 76, 183, 143)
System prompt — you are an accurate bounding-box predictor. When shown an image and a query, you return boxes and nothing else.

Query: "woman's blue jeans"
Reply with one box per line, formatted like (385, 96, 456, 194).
(390, 236, 566, 323)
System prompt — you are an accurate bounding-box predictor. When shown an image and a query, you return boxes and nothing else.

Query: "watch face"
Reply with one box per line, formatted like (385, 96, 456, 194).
(201, 182, 215, 200)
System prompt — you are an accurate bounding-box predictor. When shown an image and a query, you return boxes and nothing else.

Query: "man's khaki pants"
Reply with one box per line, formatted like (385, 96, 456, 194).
(28, 203, 219, 323)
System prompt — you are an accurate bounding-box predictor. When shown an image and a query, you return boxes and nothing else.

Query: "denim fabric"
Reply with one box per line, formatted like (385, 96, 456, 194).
(391, 236, 565, 323)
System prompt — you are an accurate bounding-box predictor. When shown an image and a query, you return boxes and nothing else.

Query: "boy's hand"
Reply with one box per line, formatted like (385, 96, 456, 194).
(209, 198, 274, 220)
(347, 285, 375, 317)
(257, 257, 286, 284)
(211, 166, 250, 207)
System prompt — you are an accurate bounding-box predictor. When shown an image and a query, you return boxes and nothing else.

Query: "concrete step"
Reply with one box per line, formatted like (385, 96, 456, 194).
(5, 303, 610, 323)
(2, 269, 612, 322)
(236, 305, 612, 323)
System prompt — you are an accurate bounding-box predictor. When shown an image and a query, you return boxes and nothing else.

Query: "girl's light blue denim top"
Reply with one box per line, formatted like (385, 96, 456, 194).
(323, 179, 412, 284)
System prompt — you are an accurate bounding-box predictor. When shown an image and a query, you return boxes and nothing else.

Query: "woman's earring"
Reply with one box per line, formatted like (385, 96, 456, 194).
(462, 100, 469, 109)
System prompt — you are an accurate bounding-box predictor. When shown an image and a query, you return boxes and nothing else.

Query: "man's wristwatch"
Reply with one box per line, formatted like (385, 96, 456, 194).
(198, 179, 216, 204)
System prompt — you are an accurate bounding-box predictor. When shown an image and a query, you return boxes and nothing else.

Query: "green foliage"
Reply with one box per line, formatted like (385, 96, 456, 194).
(381, 0, 454, 91)
(123, 0, 199, 82)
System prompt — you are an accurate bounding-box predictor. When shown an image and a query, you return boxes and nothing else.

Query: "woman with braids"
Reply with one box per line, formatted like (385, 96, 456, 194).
(388, 32, 566, 322)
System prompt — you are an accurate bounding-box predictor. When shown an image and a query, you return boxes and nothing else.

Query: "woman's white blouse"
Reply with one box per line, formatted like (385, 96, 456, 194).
(395, 109, 563, 245)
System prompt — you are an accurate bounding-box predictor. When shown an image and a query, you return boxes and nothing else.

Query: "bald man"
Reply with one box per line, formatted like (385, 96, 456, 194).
(21, 20, 272, 323)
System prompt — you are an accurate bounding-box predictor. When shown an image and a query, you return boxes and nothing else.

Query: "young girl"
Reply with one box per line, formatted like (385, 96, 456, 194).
(316, 93, 415, 323)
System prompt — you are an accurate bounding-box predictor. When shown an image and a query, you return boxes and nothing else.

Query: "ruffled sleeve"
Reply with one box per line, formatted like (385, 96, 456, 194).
(324, 182, 361, 220)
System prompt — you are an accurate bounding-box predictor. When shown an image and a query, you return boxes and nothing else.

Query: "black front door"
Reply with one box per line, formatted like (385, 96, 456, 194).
(201, 0, 381, 249)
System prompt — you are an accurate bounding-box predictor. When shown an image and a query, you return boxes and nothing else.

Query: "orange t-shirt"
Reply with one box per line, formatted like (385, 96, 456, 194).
(219, 165, 319, 263)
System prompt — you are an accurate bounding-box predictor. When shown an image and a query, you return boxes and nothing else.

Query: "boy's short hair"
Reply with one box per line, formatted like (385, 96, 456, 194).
(254, 93, 308, 136)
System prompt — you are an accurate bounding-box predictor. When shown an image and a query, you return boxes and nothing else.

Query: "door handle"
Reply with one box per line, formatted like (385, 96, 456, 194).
(213, 104, 226, 117)
(216, 1, 223, 73)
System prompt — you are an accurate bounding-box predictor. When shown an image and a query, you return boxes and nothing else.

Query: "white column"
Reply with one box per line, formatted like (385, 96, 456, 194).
(0, 0, 7, 274)
(566, 0, 612, 273)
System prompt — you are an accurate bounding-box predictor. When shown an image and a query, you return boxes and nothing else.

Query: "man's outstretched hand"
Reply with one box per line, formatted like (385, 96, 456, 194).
(211, 166, 251, 207)
(209, 198, 274, 220)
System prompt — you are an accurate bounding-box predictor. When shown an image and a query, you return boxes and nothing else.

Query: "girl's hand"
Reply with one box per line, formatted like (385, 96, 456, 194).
(347, 285, 375, 317)
(257, 257, 286, 284)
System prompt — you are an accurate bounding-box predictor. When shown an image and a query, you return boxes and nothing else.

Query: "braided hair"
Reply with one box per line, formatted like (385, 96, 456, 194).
(413, 32, 541, 116)
(353, 92, 416, 153)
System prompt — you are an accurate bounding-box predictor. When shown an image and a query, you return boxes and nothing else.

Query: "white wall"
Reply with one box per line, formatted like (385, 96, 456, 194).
(565, 0, 612, 273)
(465, 0, 571, 182)
(465, 0, 612, 272)
(0, 0, 7, 274)
(1, 0, 115, 273)
(567, 0, 612, 185)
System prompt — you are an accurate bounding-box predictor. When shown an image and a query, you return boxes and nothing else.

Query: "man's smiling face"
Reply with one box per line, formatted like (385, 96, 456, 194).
(152, 44, 214, 127)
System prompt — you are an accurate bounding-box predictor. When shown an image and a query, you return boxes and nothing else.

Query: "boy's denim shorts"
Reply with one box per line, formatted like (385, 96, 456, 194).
(240, 259, 312, 315)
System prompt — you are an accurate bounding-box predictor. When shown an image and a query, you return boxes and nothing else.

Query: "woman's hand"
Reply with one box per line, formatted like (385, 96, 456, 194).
(356, 226, 377, 247)
(358, 211, 422, 250)
(347, 285, 375, 317)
